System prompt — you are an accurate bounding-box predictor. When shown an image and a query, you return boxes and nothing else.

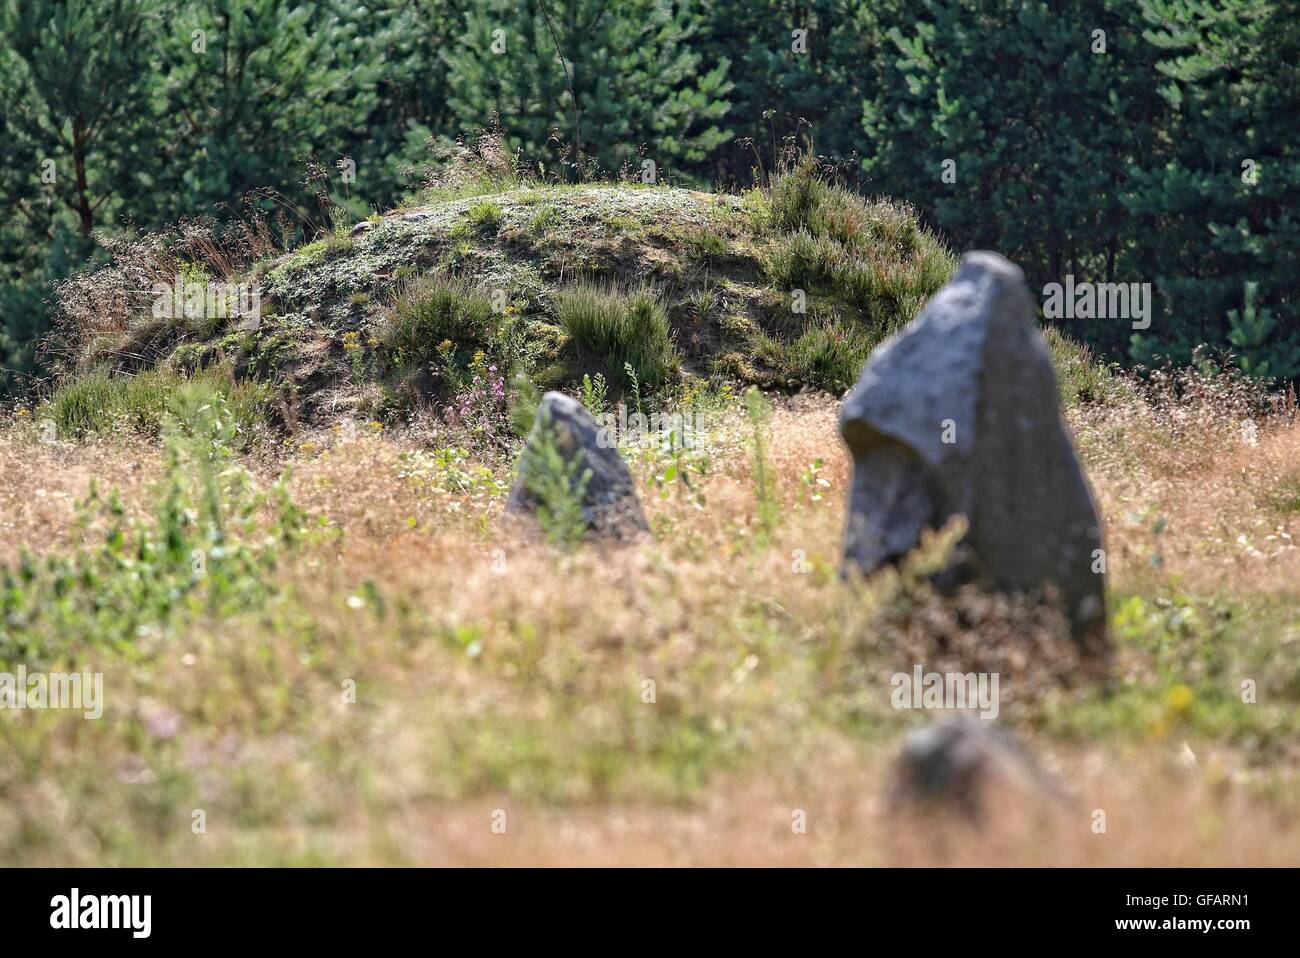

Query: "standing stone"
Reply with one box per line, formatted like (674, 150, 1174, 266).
(506, 391, 648, 538)
(889, 718, 1065, 822)
(840, 251, 1106, 655)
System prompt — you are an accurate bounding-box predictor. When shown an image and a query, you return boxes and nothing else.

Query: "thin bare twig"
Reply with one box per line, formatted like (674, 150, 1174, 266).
(538, 0, 582, 173)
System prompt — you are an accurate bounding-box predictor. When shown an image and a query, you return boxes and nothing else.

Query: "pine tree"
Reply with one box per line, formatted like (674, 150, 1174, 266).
(696, 0, 889, 185)
(0, 0, 164, 390)
(1127, 0, 1300, 372)
(1226, 281, 1300, 380)
(143, 0, 382, 225)
(443, 0, 732, 179)
(0, 0, 161, 239)
(859, 0, 1165, 359)
(342, 0, 465, 206)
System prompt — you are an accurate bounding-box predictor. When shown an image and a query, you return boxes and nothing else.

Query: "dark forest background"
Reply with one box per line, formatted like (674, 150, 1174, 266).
(2, 0, 1297, 396)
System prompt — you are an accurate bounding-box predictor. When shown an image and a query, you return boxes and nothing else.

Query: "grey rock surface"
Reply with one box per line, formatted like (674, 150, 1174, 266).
(840, 251, 1106, 653)
(889, 717, 1064, 821)
(506, 391, 648, 538)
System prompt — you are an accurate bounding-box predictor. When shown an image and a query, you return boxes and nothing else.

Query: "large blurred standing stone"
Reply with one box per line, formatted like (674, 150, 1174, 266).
(840, 251, 1106, 654)
(506, 392, 648, 538)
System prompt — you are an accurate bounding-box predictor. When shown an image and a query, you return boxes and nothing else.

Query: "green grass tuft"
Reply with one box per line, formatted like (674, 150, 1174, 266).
(757, 320, 876, 394)
(1043, 326, 1125, 407)
(765, 153, 955, 335)
(44, 366, 270, 441)
(555, 284, 680, 395)
(380, 274, 495, 370)
(683, 225, 728, 263)
(466, 200, 503, 231)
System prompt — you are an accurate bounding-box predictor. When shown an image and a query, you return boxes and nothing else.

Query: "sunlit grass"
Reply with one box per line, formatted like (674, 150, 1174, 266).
(2, 373, 1300, 863)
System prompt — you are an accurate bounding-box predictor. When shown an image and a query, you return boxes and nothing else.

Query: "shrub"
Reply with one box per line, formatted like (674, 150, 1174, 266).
(1043, 326, 1121, 407)
(555, 284, 679, 394)
(769, 153, 830, 235)
(580, 372, 609, 414)
(739, 186, 772, 233)
(763, 228, 842, 290)
(683, 225, 728, 263)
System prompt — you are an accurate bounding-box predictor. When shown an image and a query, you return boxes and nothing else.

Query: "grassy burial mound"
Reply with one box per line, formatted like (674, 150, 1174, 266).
(43, 153, 955, 441)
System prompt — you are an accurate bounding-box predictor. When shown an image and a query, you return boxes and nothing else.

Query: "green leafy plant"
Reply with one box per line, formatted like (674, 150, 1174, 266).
(521, 408, 591, 548)
(580, 371, 608, 414)
(800, 458, 828, 503)
(1, 386, 306, 666)
(397, 446, 507, 501)
(623, 361, 643, 417)
(342, 330, 376, 381)
(646, 428, 708, 507)
(509, 372, 542, 437)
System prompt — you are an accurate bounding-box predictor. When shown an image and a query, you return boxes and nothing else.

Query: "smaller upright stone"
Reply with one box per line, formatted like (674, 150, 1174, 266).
(889, 718, 1064, 822)
(506, 392, 648, 538)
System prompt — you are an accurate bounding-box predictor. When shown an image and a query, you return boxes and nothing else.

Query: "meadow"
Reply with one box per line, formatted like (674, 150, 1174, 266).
(2, 350, 1298, 865)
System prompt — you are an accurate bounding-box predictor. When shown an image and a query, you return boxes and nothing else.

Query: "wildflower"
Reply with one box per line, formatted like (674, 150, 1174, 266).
(1166, 684, 1194, 713)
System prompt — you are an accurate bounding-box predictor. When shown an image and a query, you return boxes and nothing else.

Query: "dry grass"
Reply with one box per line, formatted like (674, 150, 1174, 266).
(1074, 371, 1300, 594)
(2, 376, 1299, 866)
(0, 422, 162, 565)
(48, 214, 286, 373)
